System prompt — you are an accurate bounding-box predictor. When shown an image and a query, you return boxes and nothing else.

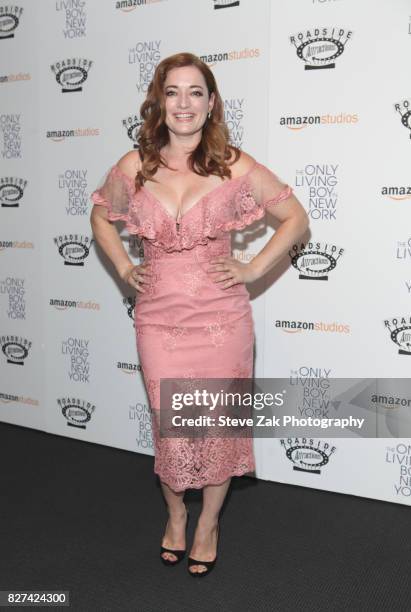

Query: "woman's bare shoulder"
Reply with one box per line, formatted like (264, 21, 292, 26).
(227, 148, 257, 178)
(116, 149, 142, 179)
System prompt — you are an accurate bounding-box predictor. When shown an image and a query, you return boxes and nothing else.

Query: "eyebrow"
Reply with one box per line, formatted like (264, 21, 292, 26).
(164, 84, 204, 89)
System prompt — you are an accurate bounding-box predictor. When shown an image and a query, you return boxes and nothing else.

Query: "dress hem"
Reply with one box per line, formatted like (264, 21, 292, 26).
(153, 465, 256, 493)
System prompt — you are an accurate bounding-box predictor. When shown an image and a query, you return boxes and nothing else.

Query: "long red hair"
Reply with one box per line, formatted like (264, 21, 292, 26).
(135, 52, 240, 191)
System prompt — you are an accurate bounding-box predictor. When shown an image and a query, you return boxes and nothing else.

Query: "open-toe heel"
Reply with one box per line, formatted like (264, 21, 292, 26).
(160, 510, 189, 566)
(187, 524, 219, 578)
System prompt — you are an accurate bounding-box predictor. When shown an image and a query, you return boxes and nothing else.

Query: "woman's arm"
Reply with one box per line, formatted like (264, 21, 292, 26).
(90, 150, 141, 281)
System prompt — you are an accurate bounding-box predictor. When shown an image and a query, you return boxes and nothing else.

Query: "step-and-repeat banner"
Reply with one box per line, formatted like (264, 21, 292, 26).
(1, 0, 411, 506)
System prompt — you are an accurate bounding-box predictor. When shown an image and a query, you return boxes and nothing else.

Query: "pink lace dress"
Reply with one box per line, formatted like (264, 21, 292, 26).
(91, 158, 293, 492)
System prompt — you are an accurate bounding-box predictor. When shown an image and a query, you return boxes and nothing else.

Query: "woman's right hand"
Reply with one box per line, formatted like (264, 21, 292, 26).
(121, 262, 152, 293)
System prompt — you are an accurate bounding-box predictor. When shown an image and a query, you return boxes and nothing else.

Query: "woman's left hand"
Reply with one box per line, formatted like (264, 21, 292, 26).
(207, 256, 260, 289)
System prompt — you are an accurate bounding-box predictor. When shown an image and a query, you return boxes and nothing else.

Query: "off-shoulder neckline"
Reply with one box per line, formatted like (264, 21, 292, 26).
(111, 158, 259, 223)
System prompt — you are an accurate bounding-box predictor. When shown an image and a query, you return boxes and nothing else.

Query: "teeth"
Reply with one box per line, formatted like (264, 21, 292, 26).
(176, 114, 193, 118)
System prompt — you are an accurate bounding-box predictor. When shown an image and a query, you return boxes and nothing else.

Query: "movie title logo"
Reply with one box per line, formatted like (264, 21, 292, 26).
(296, 164, 338, 220)
(384, 316, 411, 355)
(54, 234, 93, 265)
(280, 438, 336, 473)
(56, 0, 87, 39)
(58, 396, 95, 428)
(289, 241, 344, 280)
(0, 176, 27, 207)
(51, 58, 93, 92)
(394, 99, 411, 139)
(59, 169, 88, 216)
(290, 367, 332, 419)
(386, 443, 411, 497)
(130, 401, 153, 450)
(1, 114, 21, 159)
(62, 337, 90, 383)
(290, 26, 353, 70)
(122, 114, 143, 147)
(0, 4, 23, 39)
(128, 40, 161, 93)
(224, 98, 244, 148)
(1, 334, 31, 365)
(0, 277, 25, 320)
(396, 238, 411, 260)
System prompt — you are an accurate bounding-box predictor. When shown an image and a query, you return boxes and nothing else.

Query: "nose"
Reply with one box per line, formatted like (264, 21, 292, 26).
(177, 91, 190, 109)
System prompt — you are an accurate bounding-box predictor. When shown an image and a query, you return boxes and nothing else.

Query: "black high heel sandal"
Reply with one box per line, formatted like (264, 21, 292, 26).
(187, 524, 219, 578)
(160, 510, 190, 566)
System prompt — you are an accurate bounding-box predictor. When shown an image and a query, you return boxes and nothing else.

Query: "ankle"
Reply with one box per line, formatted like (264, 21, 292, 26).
(197, 514, 219, 531)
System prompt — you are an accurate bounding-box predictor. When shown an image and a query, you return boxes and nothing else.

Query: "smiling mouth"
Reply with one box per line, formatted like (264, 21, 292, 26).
(174, 113, 195, 121)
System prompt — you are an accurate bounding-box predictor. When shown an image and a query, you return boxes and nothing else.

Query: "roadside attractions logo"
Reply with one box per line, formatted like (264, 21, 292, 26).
(290, 26, 353, 70)
(1, 334, 31, 365)
(0, 176, 27, 207)
(51, 58, 93, 93)
(123, 295, 136, 324)
(296, 164, 338, 220)
(394, 99, 411, 140)
(122, 114, 143, 148)
(280, 438, 336, 473)
(213, 0, 239, 8)
(384, 316, 411, 355)
(58, 396, 95, 429)
(54, 234, 93, 265)
(0, 4, 23, 39)
(289, 241, 344, 280)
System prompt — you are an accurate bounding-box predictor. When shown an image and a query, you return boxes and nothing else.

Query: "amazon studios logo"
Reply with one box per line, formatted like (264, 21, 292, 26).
(0, 176, 27, 207)
(290, 26, 352, 70)
(0, 5, 23, 39)
(289, 241, 344, 280)
(51, 58, 93, 93)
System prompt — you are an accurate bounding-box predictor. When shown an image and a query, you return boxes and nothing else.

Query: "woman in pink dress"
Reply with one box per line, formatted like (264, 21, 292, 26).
(90, 52, 308, 577)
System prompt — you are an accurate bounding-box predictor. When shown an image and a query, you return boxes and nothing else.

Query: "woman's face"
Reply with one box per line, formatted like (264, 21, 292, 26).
(163, 65, 215, 138)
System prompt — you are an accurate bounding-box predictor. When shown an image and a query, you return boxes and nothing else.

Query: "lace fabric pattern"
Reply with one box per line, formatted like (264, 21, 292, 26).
(91, 159, 292, 491)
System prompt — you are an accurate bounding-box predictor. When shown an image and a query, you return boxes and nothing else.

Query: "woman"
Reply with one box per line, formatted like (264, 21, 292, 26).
(90, 52, 308, 577)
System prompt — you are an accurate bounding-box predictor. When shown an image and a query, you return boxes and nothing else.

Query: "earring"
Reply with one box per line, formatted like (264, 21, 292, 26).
(207, 111, 211, 119)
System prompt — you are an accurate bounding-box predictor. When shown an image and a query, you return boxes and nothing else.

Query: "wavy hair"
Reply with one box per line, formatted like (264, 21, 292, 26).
(135, 52, 240, 191)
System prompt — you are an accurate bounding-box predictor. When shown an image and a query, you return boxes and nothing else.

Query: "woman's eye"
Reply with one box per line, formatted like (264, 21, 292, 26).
(192, 91, 203, 96)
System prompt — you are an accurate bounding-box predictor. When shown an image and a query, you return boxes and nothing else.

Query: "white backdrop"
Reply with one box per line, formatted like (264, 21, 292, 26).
(1, 0, 411, 506)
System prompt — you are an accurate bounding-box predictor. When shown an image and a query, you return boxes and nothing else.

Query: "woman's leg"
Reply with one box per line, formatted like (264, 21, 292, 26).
(160, 480, 188, 562)
(188, 477, 231, 574)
